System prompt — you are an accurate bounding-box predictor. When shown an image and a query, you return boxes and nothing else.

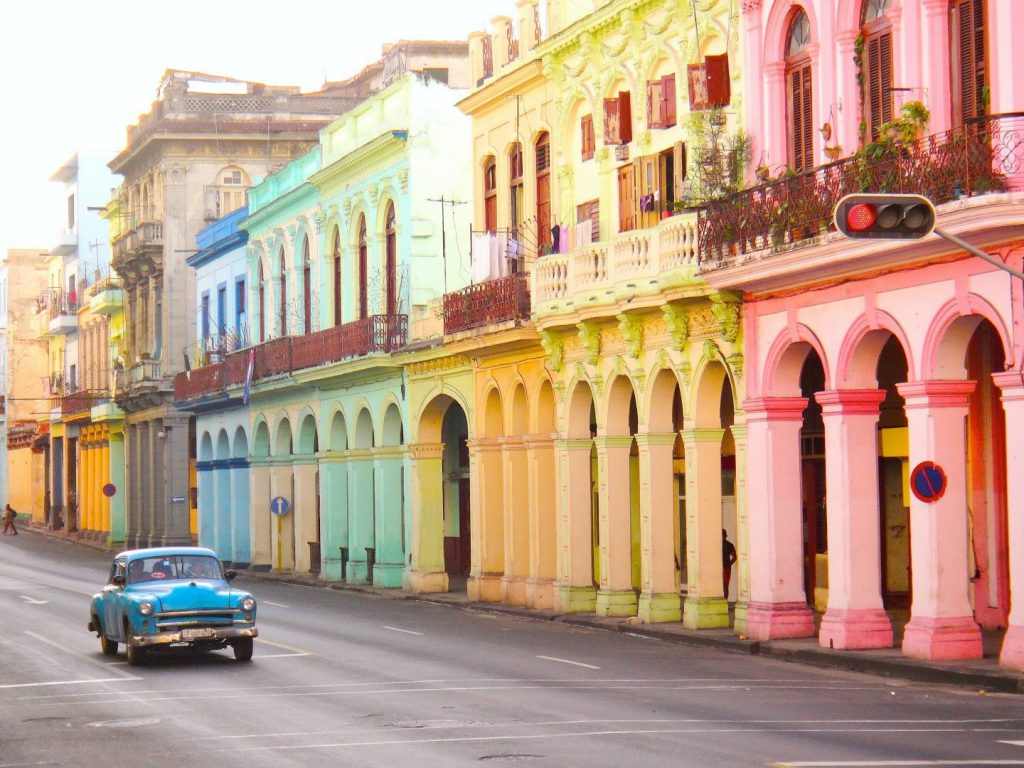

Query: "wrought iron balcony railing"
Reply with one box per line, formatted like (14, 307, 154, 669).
(443, 273, 531, 334)
(698, 112, 1024, 270)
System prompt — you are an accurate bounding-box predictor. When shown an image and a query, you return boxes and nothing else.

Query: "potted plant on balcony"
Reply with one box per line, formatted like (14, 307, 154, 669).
(856, 101, 930, 192)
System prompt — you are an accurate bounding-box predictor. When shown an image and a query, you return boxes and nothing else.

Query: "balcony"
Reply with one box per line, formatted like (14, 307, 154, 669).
(532, 213, 700, 324)
(128, 220, 163, 254)
(46, 292, 79, 336)
(61, 390, 99, 418)
(174, 361, 227, 401)
(443, 273, 531, 335)
(698, 112, 1024, 271)
(88, 276, 125, 316)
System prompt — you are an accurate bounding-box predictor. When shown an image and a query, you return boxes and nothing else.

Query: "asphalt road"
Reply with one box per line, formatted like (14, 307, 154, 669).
(2, 533, 1023, 768)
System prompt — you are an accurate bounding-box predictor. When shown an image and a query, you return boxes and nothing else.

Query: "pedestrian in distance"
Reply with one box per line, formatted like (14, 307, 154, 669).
(2, 504, 18, 535)
(722, 528, 737, 599)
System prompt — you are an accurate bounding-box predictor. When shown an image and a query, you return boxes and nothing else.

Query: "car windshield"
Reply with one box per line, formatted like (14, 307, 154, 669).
(126, 555, 223, 584)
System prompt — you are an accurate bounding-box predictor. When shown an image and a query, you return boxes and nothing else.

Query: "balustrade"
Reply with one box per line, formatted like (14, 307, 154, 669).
(442, 274, 530, 334)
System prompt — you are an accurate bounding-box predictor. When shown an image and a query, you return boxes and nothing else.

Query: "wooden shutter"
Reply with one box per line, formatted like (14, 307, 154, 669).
(581, 114, 595, 160)
(638, 154, 661, 226)
(617, 164, 636, 233)
(706, 54, 731, 107)
(673, 141, 687, 200)
(687, 63, 707, 111)
(787, 63, 813, 172)
(662, 74, 677, 126)
(618, 91, 633, 144)
(865, 30, 893, 140)
(576, 200, 600, 243)
(951, 0, 987, 126)
(604, 97, 620, 145)
(647, 80, 663, 129)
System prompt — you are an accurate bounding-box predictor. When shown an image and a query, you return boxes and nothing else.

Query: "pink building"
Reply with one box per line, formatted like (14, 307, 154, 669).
(700, 0, 1024, 669)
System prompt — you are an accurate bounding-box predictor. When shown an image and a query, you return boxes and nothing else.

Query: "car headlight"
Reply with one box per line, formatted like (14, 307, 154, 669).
(241, 596, 256, 612)
(139, 601, 154, 616)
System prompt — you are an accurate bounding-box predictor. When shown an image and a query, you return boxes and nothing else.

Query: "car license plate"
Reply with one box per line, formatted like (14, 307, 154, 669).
(182, 628, 215, 640)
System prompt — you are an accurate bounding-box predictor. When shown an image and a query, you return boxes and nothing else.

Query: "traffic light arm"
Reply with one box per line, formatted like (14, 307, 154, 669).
(933, 228, 1024, 281)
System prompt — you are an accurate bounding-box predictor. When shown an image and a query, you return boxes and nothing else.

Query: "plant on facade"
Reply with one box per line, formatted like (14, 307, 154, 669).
(679, 108, 753, 208)
(855, 100, 931, 191)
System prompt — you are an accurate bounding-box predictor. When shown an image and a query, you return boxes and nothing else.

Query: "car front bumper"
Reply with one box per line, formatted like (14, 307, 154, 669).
(129, 625, 258, 647)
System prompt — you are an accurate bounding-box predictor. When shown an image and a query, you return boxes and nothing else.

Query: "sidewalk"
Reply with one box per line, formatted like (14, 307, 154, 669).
(24, 525, 1022, 694)
(249, 568, 1024, 695)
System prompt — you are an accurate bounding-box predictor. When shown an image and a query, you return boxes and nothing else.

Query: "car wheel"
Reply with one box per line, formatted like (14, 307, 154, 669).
(100, 633, 118, 656)
(125, 640, 146, 666)
(232, 637, 253, 662)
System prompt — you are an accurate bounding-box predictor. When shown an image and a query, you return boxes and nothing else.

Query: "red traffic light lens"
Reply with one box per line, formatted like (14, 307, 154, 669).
(846, 203, 877, 231)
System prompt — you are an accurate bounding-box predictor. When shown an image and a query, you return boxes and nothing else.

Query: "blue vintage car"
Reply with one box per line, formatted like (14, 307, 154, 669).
(88, 547, 258, 665)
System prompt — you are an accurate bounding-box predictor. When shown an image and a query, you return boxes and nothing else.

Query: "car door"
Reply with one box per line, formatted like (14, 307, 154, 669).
(103, 559, 126, 639)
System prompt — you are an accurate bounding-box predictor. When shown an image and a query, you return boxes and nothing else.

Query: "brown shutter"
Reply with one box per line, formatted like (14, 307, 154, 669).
(800, 67, 813, 168)
(618, 164, 635, 232)
(687, 63, 707, 110)
(951, 0, 987, 126)
(706, 54, 731, 107)
(619, 91, 633, 144)
(879, 32, 893, 125)
(581, 115, 594, 160)
(647, 80, 662, 129)
(865, 31, 893, 140)
(604, 97, 620, 145)
(632, 157, 643, 227)
(663, 74, 677, 126)
(673, 141, 686, 201)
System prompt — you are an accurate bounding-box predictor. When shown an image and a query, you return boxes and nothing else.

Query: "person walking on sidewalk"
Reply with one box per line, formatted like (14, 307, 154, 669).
(2, 504, 18, 535)
(722, 529, 736, 599)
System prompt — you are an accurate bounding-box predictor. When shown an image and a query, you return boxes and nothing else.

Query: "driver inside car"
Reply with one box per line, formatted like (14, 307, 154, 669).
(150, 560, 173, 580)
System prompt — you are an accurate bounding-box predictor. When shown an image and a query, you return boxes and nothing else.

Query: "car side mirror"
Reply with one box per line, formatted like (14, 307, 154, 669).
(225, 570, 237, 582)
(112, 575, 126, 587)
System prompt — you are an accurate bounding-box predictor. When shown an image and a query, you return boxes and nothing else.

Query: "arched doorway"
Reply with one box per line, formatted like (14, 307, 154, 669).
(296, 412, 320, 575)
(352, 407, 375, 583)
(377, 403, 406, 587)
(474, 388, 506, 601)
(214, 429, 232, 561)
(558, 380, 598, 613)
(251, 420, 272, 569)
(323, 409, 350, 581)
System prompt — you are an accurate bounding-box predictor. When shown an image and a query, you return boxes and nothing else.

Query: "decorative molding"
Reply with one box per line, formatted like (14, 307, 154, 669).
(540, 329, 565, 372)
(661, 304, 690, 352)
(680, 360, 692, 388)
(727, 352, 744, 382)
(741, 0, 761, 14)
(710, 293, 741, 343)
(703, 338, 720, 363)
(617, 313, 644, 359)
(576, 321, 602, 366)
(397, 169, 409, 193)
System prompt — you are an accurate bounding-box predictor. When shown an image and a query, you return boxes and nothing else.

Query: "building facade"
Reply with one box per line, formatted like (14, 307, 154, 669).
(698, 0, 1024, 669)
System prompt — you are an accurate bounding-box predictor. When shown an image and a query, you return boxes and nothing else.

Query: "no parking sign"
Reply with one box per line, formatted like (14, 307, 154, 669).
(910, 462, 947, 503)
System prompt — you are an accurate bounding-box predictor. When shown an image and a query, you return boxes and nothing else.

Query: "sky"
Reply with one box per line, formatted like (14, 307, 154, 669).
(0, 0, 505, 256)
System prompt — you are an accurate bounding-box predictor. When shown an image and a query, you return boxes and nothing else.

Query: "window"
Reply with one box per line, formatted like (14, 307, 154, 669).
(302, 239, 312, 335)
(581, 115, 595, 161)
(576, 200, 600, 244)
(357, 216, 368, 320)
(234, 278, 246, 334)
(535, 133, 551, 249)
(332, 228, 342, 326)
(217, 285, 226, 335)
(385, 204, 397, 315)
(278, 250, 287, 336)
(604, 91, 633, 145)
(201, 292, 210, 341)
(509, 143, 524, 233)
(687, 54, 731, 111)
(951, 0, 987, 127)
(483, 157, 498, 232)
(861, 0, 893, 142)
(786, 9, 814, 172)
(647, 73, 677, 129)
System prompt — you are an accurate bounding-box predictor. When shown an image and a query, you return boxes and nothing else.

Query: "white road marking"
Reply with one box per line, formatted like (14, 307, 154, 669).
(536, 655, 600, 670)
(23, 631, 140, 680)
(382, 625, 423, 636)
(773, 762, 1024, 767)
(1000, 742, 1024, 747)
(0, 678, 138, 690)
(261, 600, 289, 608)
(20, 596, 49, 604)
(256, 653, 311, 659)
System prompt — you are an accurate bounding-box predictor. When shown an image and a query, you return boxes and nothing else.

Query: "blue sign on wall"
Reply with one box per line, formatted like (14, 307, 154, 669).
(270, 496, 290, 517)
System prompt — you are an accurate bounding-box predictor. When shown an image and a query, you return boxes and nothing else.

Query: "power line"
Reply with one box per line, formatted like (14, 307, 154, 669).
(427, 196, 467, 295)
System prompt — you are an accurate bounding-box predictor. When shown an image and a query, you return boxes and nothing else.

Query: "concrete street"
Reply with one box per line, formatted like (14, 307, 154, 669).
(2, 533, 1023, 768)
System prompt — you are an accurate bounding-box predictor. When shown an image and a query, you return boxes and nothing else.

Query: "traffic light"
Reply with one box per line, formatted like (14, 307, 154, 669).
(833, 193, 936, 240)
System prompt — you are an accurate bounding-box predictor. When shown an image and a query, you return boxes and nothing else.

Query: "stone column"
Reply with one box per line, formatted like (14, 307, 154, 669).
(318, 452, 348, 582)
(373, 446, 406, 588)
(469, 437, 504, 602)
(269, 459, 295, 572)
(741, 399, 815, 640)
(406, 442, 448, 593)
(636, 432, 681, 623)
(816, 389, 893, 650)
(229, 457, 251, 567)
(197, 458, 215, 551)
(524, 433, 556, 610)
(896, 381, 983, 660)
(554, 438, 597, 613)
(501, 435, 529, 605)
(347, 448, 374, 583)
(594, 435, 637, 617)
(161, 416, 192, 546)
(731, 423, 751, 635)
(293, 457, 319, 574)
(213, 459, 231, 557)
(681, 427, 729, 630)
(993, 373, 1024, 670)
(249, 458, 273, 570)
(110, 427, 126, 547)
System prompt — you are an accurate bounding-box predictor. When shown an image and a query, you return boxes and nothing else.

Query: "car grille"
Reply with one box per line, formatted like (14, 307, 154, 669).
(155, 609, 238, 630)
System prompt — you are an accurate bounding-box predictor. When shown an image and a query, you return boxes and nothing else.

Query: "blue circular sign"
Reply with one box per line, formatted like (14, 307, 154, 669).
(270, 496, 290, 517)
(910, 462, 947, 503)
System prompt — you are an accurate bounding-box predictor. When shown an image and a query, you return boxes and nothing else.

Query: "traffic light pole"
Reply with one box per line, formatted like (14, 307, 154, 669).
(934, 228, 1024, 281)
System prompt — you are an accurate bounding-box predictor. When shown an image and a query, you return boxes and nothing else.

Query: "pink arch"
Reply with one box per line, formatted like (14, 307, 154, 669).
(922, 294, 1013, 380)
(836, 310, 914, 387)
(764, 1, 823, 62)
(761, 323, 831, 397)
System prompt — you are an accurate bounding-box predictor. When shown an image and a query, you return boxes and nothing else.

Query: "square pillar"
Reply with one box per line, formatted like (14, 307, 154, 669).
(347, 449, 374, 583)
(896, 381, 983, 661)
(406, 443, 448, 593)
(317, 454, 347, 581)
(293, 459, 319, 575)
(594, 435, 638, 617)
(992, 373, 1024, 670)
(816, 389, 893, 650)
(680, 427, 730, 630)
(373, 447, 407, 588)
(269, 461, 295, 572)
(469, 438, 505, 602)
(250, 459, 272, 570)
(524, 434, 556, 610)
(636, 432, 681, 623)
(501, 436, 530, 604)
(741, 399, 815, 640)
(731, 423, 751, 635)
(554, 438, 597, 613)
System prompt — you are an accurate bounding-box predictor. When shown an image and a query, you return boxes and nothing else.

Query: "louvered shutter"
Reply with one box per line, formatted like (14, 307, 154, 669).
(951, 0, 987, 126)
(865, 31, 892, 140)
(604, 97, 620, 145)
(673, 141, 687, 200)
(647, 80, 662, 129)
(663, 74, 677, 126)
(706, 54, 731, 107)
(619, 91, 633, 144)
(687, 63, 707, 110)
